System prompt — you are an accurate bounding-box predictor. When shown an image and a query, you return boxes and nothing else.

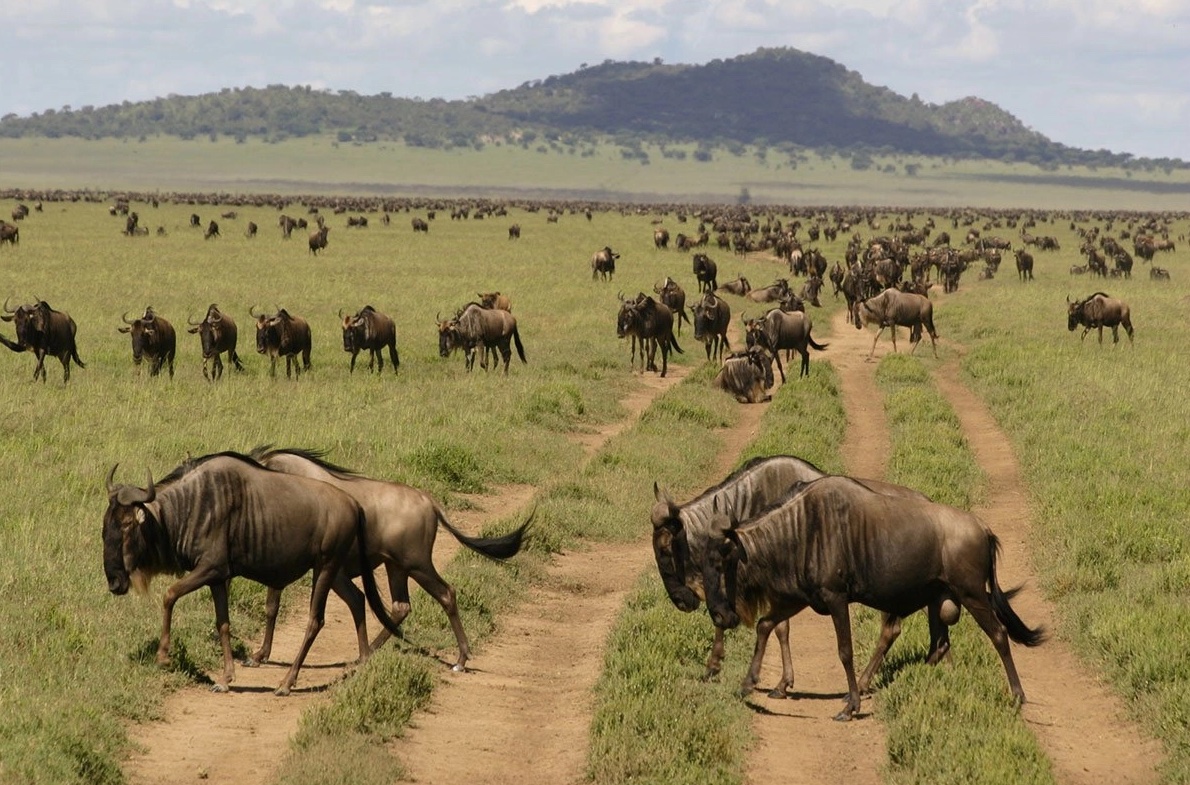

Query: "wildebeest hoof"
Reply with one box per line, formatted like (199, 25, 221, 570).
(767, 687, 790, 700)
(451, 663, 467, 673)
(274, 686, 291, 697)
(242, 657, 263, 668)
(210, 683, 230, 694)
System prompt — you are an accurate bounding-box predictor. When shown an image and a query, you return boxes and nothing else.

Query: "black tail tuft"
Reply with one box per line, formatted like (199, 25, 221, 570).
(988, 534, 1046, 647)
(438, 505, 533, 560)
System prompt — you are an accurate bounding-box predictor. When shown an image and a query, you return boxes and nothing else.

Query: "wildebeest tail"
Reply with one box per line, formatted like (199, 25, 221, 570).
(512, 325, 527, 364)
(436, 503, 533, 560)
(70, 339, 86, 369)
(670, 329, 683, 354)
(808, 336, 829, 352)
(354, 506, 407, 639)
(987, 533, 1046, 647)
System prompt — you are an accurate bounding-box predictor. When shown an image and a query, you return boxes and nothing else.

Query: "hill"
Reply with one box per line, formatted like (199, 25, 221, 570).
(0, 47, 1182, 170)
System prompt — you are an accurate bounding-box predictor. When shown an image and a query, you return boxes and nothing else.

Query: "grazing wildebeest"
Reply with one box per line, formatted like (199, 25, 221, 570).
(591, 246, 619, 281)
(411, 217, 430, 233)
(204, 220, 221, 240)
(1014, 249, 1034, 281)
(187, 304, 245, 381)
(654, 227, 670, 249)
(716, 275, 751, 297)
(651, 456, 933, 697)
(341, 305, 399, 374)
(279, 215, 298, 238)
(1067, 292, 1133, 345)
(746, 278, 791, 304)
(692, 292, 731, 362)
(247, 447, 531, 670)
(478, 291, 511, 312)
(251, 306, 312, 379)
(308, 225, 330, 255)
(0, 221, 19, 246)
(102, 453, 406, 695)
(700, 475, 1045, 720)
(743, 308, 827, 382)
(439, 302, 526, 374)
(118, 307, 176, 378)
(855, 287, 938, 360)
(1150, 266, 1171, 282)
(616, 293, 682, 377)
(653, 277, 690, 335)
(245, 221, 258, 239)
(508, 223, 521, 240)
(0, 298, 86, 383)
(692, 253, 718, 293)
(713, 348, 774, 403)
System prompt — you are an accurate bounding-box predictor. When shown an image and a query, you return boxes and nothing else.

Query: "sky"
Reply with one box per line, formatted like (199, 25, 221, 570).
(3, 0, 1188, 161)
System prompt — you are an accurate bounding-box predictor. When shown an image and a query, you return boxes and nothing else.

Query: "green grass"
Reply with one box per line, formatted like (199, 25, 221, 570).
(4, 136, 1190, 209)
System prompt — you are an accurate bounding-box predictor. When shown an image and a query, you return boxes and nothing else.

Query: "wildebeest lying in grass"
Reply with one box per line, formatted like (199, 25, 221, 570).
(651, 456, 936, 699)
(1067, 291, 1133, 345)
(700, 475, 1045, 720)
(854, 287, 938, 360)
(102, 452, 406, 695)
(713, 347, 774, 403)
(248, 447, 532, 672)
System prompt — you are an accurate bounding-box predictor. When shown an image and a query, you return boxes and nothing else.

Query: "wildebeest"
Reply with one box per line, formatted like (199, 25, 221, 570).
(1150, 266, 1171, 282)
(308, 225, 330, 254)
(251, 306, 312, 378)
(248, 447, 531, 670)
(651, 455, 933, 696)
(102, 453, 406, 695)
(279, 215, 299, 238)
(854, 287, 938, 360)
(340, 305, 399, 374)
(0, 221, 19, 246)
(245, 221, 258, 239)
(692, 292, 731, 362)
(186, 304, 245, 381)
(189, 213, 201, 228)
(591, 246, 619, 281)
(743, 308, 828, 382)
(1066, 292, 1133, 345)
(438, 302, 527, 374)
(654, 277, 690, 335)
(411, 217, 430, 233)
(654, 227, 670, 249)
(508, 223, 521, 240)
(700, 475, 1045, 720)
(1014, 249, 1034, 281)
(0, 298, 86, 383)
(478, 291, 511, 312)
(204, 220, 221, 240)
(616, 293, 682, 377)
(746, 278, 791, 304)
(692, 253, 718, 293)
(713, 347, 774, 403)
(118, 307, 176, 378)
(716, 275, 751, 297)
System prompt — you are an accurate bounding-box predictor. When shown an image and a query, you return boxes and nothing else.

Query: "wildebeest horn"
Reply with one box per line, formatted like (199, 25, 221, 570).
(186, 312, 201, 326)
(105, 464, 119, 495)
(121, 311, 135, 324)
(209, 309, 223, 323)
(2, 297, 14, 314)
(338, 308, 345, 319)
(249, 304, 262, 318)
(435, 311, 442, 323)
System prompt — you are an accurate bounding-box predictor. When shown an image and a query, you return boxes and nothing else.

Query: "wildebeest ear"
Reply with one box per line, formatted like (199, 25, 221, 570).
(724, 529, 748, 562)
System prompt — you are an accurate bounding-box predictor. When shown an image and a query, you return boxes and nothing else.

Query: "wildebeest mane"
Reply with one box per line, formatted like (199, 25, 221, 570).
(688, 454, 826, 507)
(247, 445, 360, 479)
(158, 450, 267, 486)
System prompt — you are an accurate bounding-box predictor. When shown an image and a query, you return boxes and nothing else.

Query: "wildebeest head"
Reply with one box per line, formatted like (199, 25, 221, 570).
(437, 313, 461, 357)
(1066, 295, 1088, 331)
(341, 307, 368, 352)
(701, 505, 747, 630)
(187, 304, 229, 358)
(118, 307, 160, 365)
(102, 465, 158, 597)
(650, 484, 701, 612)
(251, 305, 277, 354)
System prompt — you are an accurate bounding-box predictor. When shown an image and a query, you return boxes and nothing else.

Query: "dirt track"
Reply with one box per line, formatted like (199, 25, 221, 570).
(123, 308, 1162, 785)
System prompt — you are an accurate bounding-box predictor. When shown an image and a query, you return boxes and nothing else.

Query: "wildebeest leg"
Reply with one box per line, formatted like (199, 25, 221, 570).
(924, 600, 954, 666)
(740, 617, 778, 697)
(768, 619, 795, 698)
(772, 350, 787, 384)
(209, 580, 237, 692)
(704, 626, 727, 681)
(33, 349, 47, 382)
(826, 599, 862, 721)
(798, 346, 810, 378)
(959, 591, 1027, 705)
(330, 572, 370, 663)
(888, 324, 899, 354)
(247, 587, 283, 665)
(369, 567, 412, 652)
(856, 612, 901, 694)
(411, 566, 471, 671)
(659, 341, 669, 378)
(59, 353, 71, 383)
(157, 566, 225, 677)
(275, 565, 336, 696)
(867, 327, 885, 361)
(646, 337, 658, 373)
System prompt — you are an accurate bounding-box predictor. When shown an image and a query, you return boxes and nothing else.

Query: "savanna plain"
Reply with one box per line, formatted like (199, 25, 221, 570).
(1, 156, 1189, 785)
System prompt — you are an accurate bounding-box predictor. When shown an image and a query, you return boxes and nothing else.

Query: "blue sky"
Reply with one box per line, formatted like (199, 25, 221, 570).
(4, 0, 1188, 160)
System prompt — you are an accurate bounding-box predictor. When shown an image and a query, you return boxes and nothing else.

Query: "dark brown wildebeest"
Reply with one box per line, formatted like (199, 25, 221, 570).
(118, 307, 176, 378)
(713, 347, 774, 403)
(1067, 292, 1133, 345)
(855, 287, 938, 360)
(189, 213, 201, 228)
(346, 215, 368, 228)
(248, 447, 531, 671)
(746, 278, 791, 304)
(341, 305, 399, 374)
(508, 223, 521, 240)
(102, 453, 406, 695)
(439, 302, 527, 374)
(616, 293, 682, 377)
(411, 217, 430, 233)
(1150, 266, 1171, 282)
(245, 221, 258, 239)
(651, 455, 934, 697)
(478, 291, 511, 312)
(0, 298, 86, 383)
(187, 304, 245, 381)
(308, 225, 330, 255)
(692, 291, 731, 362)
(591, 246, 619, 281)
(654, 277, 690, 335)
(743, 308, 827, 382)
(251, 306, 312, 379)
(279, 214, 299, 238)
(700, 475, 1045, 720)
(692, 252, 718, 293)
(0, 221, 19, 247)
(654, 227, 670, 249)
(1014, 249, 1034, 281)
(716, 274, 751, 297)
(204, 220, 221, 240)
